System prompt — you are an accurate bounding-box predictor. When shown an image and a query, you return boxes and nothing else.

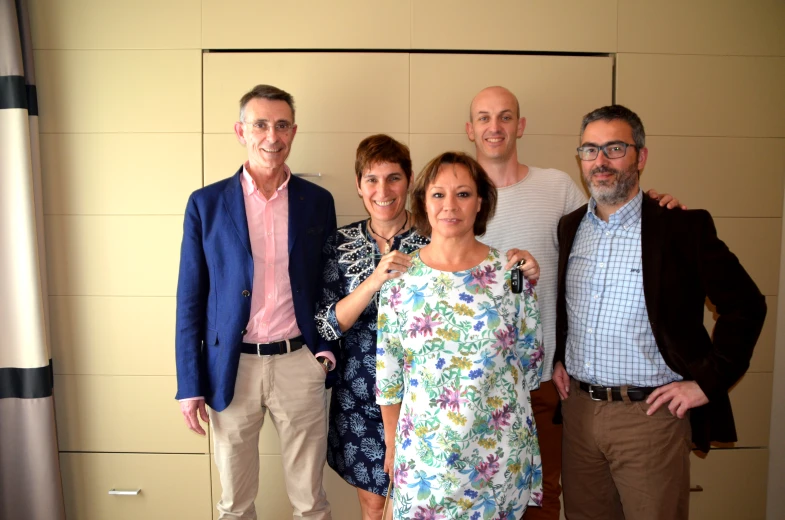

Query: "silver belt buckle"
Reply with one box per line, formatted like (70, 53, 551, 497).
(588, 386, 602, 401)
(256, 343, 262, 356)
(588, 386, 611, 401)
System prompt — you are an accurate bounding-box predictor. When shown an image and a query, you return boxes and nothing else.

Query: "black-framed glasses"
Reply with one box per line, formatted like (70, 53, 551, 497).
(243, 120, 294, 134)
(577, 142, 637, 161)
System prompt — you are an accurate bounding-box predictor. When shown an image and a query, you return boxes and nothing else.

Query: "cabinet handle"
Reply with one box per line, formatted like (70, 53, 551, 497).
(294, 173, 322, 178)
(689, 485, 703, 492)
(108, 489, 141, 496)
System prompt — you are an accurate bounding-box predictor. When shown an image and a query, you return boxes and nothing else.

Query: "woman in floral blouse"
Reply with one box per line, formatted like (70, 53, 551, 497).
(316, 135, 429, 519)
(376, 152, 544, 520)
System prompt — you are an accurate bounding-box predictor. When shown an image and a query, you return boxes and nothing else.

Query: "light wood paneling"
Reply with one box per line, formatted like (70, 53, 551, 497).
(41, 134, 201, 215)
(618, 0, 785, 56)
(60, 453, 212, 520)
(35, 50, 201, 133)
(203, 53, 409, 134)
(412, 0, 616, 52)
(210, 456, 361, 520)
(410, 54, 613, 135)
(54, 375, 209, 453)
(45, 215, 182, 296)
(642, 137, 785, 218)
(705, 295, 777, 374)
(50, 296, 175, 375)
(201, 0, 410, 49)
(409, 134, 585, 187)
(690, 448, 768, 519)
(727, 373, 773, 448)
(713, 218, 781, 296)
(203, 133, 410, 218)
(29, 0, 201, 50)
(616, 54, 785, 138)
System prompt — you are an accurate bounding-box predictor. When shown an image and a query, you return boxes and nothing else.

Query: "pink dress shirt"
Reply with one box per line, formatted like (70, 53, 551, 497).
(241, 164, 335, 367)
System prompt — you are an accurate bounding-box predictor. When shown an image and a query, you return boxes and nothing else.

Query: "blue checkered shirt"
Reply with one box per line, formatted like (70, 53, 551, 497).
(565, 190, 682, 387)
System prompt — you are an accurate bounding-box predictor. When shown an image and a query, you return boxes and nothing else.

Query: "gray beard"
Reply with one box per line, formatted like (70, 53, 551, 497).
(585, 166, 639, 206)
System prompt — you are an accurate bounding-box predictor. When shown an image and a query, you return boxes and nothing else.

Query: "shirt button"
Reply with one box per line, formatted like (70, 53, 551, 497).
(267, 232, 273, 236)
(241, 329, 248, 335)
(598, 263, 605, 268)
(587, 328, 593, 333)
(242, 290, 250, 297)
(267, 294, 273, 299)
(593, 294, 599, 299)
(606, 231, 611, 236)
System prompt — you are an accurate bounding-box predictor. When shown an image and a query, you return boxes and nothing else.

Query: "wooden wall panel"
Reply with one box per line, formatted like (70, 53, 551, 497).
(201, 0, 410, 49)
(690, 449, 768, 519)
(61, 453, 212, 520)
(35, 50, 202, 133)
(50, 296, 175, 376)
(410, 54, 612, 135)
(41, 134, 201, 215)
(412, 0, 616, 52)
(618, 0, 785, 56)
(54, 375, 209, 453)
(642, 137, 785, 218)
(203, 53, 409, 134)
(29, 0, 201, 50)
(616, 54, 785, 138)
(45, 216, 181, 296)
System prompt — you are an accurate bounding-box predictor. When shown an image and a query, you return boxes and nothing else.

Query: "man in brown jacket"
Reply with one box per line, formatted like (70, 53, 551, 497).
(553, 104, 766, 520)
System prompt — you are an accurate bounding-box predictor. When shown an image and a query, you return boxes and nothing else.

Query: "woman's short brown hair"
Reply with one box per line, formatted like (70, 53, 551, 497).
(354, 134, 413, 185)
(410, 151, 497, 237)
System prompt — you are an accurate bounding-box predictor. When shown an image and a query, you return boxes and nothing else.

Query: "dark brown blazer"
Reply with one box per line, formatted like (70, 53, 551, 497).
(554, 195, 767, 452)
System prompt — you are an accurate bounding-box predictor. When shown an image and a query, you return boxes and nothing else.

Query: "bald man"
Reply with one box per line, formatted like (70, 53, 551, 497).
(466, 86, 680, 520)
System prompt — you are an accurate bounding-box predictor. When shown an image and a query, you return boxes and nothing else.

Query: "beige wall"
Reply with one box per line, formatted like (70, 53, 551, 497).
(28, 1, 784, 519)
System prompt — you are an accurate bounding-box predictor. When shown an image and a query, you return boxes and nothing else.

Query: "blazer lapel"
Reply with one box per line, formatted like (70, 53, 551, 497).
(641, 197, 665, 330)
(288, 174, 304, 255)
(222, 168, 252, 258)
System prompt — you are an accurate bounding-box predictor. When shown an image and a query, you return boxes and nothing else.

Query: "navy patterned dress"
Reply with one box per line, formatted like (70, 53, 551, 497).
(316, 219, 429, 495)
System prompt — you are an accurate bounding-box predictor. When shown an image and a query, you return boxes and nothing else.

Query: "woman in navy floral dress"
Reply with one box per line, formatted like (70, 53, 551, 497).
(316, 135, 428, 519)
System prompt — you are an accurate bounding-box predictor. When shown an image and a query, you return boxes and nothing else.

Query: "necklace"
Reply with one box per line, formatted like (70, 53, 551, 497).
(368, 212, 409, 254)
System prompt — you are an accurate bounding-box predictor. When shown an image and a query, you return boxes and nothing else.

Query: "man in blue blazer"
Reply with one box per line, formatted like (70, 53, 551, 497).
(176, 84, 337, 519)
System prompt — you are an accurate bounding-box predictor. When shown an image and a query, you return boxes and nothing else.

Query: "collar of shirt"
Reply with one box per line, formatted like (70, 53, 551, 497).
(241, 163, 292, 201)
(586, 188, 643, 229)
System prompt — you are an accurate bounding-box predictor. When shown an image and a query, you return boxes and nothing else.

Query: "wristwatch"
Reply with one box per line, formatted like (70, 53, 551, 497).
(319, 357, 334, 371)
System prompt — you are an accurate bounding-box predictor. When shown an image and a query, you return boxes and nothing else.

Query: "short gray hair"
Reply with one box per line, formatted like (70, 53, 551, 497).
(580, 105, 645, 149)
(239, 84, 296, 122)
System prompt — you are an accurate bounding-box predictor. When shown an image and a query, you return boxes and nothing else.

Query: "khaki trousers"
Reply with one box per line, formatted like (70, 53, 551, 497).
(208, 347, 331, 520)
(522, 380, 563, 520)
(561, 379, 691, 520)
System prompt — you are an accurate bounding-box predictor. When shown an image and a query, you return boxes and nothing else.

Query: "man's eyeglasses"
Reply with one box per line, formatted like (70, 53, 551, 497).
(243, 120, 294, 134)
(577, 142, 637, 161)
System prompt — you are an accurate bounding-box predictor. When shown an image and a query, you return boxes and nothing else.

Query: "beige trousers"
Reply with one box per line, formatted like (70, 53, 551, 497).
(208, 347, 331, 520)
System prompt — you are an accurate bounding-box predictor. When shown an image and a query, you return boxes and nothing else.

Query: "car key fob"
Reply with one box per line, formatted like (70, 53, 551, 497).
(511, 260, 524, 294)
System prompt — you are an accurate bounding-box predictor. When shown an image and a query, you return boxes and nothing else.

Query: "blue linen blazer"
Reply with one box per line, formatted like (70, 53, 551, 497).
(175, 167, 337, 411)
